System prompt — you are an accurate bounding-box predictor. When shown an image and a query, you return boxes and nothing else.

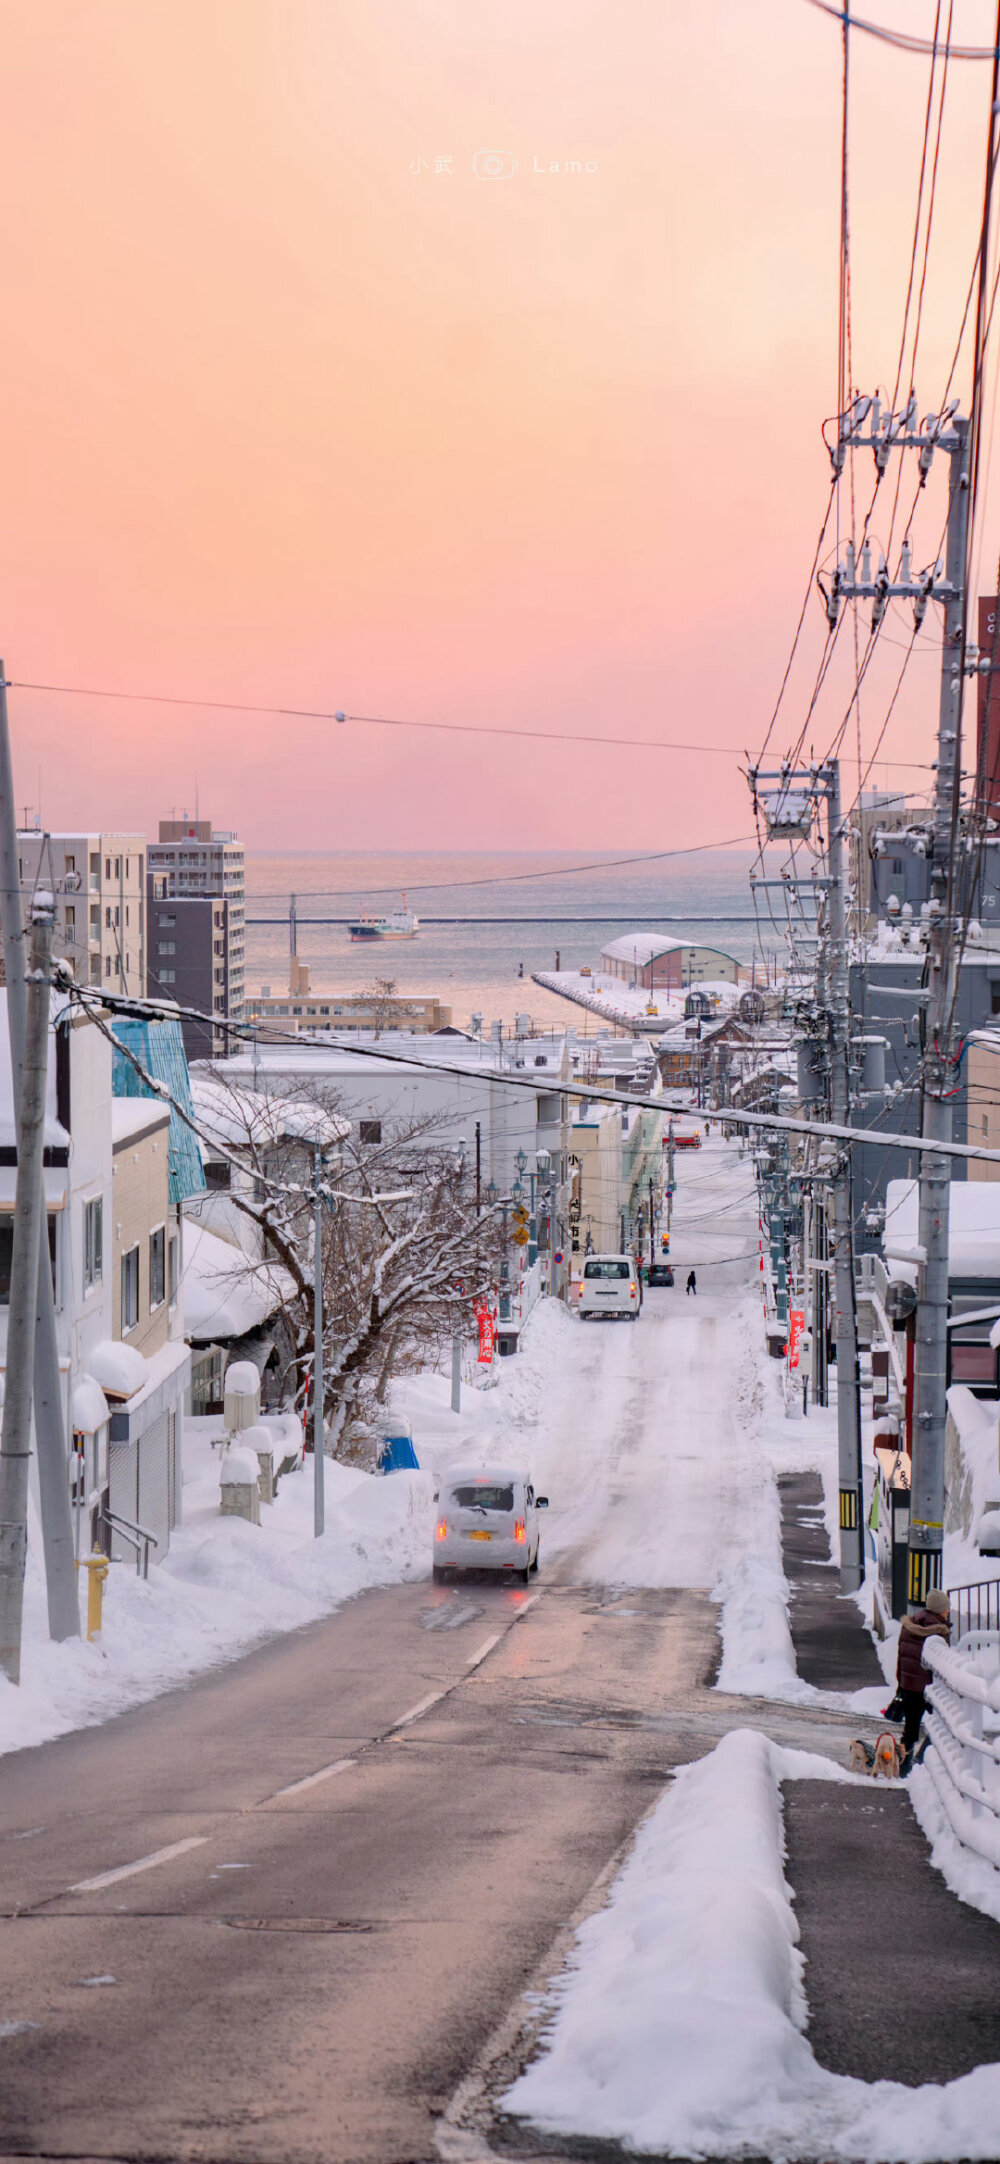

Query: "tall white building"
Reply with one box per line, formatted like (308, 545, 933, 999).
(16, 829, 146, 996)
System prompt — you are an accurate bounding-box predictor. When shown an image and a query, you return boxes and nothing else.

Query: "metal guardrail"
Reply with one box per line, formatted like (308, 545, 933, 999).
(947, 1579, 1000, 1644)
(103, 1507, 159, 1581)
(923, 1632, 1000, 1877)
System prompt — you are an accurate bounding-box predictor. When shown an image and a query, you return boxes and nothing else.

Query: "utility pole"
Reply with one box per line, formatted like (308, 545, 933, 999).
(0, 670, 78, 1643)
(911, 418, 971, 1606)
(823, 759, 864, 1590)
(0, 895, 56, 1681)
(313, 1144, 325, 1538)
(821, 401, 972, 1604)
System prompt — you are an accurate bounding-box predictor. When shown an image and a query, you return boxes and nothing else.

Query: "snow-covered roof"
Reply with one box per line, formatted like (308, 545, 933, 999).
(599, 934, 685, 965)
(111, 1098, 169, 1145)
(183, 1219, 296, 1340)
(598, 933, 737, 966)
(71, 1377, 110, 1434)
(191, 1074, 349, 1152)
(884, 1179, 1000, 1281)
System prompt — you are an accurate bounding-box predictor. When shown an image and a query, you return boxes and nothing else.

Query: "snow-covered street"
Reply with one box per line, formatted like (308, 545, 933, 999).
(4, 1130, 1000, 2164)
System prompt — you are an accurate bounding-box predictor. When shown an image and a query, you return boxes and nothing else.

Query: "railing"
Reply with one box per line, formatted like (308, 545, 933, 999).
(922, 1632, 1000, 1876)
(103, 1507, 159, 1581)
(947, 1578, 1000, 1645)
(510, 1255, 545, 1330)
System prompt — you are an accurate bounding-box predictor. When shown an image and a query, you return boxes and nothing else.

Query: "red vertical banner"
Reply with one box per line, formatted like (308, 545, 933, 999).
(477, 1307, 495, 1363)
(787, 1308, 805, 1370)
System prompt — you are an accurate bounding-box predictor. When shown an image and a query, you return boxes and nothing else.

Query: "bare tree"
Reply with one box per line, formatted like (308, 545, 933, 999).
(365, 978, 411, 1038)
(192, 1073, 508, 1450)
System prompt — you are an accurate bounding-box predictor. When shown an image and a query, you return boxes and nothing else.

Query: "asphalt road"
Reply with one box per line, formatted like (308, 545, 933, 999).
(0, 1571, 739, 2164)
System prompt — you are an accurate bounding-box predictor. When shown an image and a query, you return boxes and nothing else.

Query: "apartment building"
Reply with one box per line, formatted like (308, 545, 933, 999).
(147, 817, 245, 1062)
(17, 829, 145, 995)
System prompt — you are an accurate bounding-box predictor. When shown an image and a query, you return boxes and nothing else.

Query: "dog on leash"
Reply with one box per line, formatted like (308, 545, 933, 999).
(849, 1732, 901, 1778)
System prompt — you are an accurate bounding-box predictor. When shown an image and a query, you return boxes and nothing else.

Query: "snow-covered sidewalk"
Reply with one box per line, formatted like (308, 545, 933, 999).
(505, 1728, 1000, 2162)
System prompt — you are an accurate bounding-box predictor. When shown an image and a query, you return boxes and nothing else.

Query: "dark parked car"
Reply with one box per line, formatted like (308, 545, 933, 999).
(646, 1262, 675, 1287)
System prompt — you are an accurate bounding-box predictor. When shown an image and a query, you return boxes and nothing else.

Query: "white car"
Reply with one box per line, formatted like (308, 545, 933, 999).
(575, 1254, 642, 1320)
(433, 1463, 547, 1584)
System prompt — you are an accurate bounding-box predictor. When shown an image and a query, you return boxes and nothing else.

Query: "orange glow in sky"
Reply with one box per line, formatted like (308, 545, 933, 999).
(0, 1, 997, 847)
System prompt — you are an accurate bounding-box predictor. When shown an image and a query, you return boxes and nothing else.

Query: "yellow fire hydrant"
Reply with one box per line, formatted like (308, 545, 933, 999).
(78, 1553, 109, 1641)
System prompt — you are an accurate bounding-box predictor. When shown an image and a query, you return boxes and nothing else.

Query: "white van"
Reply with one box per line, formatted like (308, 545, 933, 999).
(433, 1463, 547, 1583)
(576, 1254, 642, 1320)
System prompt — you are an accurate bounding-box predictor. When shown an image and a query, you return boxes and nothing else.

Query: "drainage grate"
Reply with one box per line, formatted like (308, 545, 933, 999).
(222, 1917, 381, 1934)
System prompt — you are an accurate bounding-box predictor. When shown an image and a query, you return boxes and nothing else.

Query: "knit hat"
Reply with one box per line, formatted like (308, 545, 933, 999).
(926, 1589, 950, 1618)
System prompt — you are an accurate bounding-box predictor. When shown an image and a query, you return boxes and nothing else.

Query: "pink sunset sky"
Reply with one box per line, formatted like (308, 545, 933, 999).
(1, 0, 997, 850)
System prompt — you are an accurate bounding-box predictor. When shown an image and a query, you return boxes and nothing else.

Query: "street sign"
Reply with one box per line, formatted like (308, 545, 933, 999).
(512, 1225, 530, 1246)
(512, 1206, 529, 1226)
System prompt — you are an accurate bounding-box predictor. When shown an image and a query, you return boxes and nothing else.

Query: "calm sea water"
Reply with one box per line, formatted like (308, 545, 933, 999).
(243, 847, 772, 1033)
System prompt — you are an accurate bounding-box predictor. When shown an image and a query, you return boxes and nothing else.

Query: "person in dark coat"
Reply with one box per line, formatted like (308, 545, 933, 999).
(896, 1588, 950, 1759)
(686, 1269, 697, 1296)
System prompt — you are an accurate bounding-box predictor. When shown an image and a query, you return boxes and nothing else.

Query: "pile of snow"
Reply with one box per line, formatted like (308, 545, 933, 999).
(87, 1339, 148, 1398)
(219, 1445, 260, 1484)
(506, 1729, 1000, 2160)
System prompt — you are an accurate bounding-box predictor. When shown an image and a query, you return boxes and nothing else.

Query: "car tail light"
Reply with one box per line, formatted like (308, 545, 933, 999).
(513, 1518, 526, 1543)
(630, 1281, 637, 1295)
(435, 1518, 448, 1541)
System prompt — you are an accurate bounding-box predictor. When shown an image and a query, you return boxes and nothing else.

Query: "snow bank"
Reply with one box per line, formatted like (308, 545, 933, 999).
(506, 1729, 1000, 2161)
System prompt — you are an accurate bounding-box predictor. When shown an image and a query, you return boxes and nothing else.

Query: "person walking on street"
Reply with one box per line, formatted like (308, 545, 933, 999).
(896, 1588, 950, 1771)
(686, 1269, 697, 1296)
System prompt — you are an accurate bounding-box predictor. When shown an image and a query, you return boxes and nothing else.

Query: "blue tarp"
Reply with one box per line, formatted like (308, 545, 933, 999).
(378, 1435, 420, 1473)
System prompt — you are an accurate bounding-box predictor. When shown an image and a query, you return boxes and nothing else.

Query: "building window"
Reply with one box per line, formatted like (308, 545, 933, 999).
(169, 1232, 179, 1306)
(121, 1245, 140, 1332)
(64, 854, 75, 874)
(84, 1197, 103, 1290)
(0, 1217, 56, 1304)
(104, 956, 112, 979)
(114, 856, 121, 878)
(64, 906, 76, 936)
(158, 941, 176, 956)
(90, 956, 101, 985)
(204, 1160, 231, 1191)
(158, 913, 175, 927)
(149, 1226, 166, 1309)
(105, 857, 111, 880)
(159, 969, 176, 984)
(214, 995, 225, 1012)
(359, 1120, 382, 1146)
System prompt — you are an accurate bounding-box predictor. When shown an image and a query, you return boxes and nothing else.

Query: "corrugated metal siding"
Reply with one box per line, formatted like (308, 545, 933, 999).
(111, 1016, 207, 1203)
(108, 1438, 139, 1562)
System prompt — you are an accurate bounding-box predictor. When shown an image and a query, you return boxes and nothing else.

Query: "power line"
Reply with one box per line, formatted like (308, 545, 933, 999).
(56, 975, 1000, 1167)
(803, 0, 998, 61)
(3, 679, 748, 761)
